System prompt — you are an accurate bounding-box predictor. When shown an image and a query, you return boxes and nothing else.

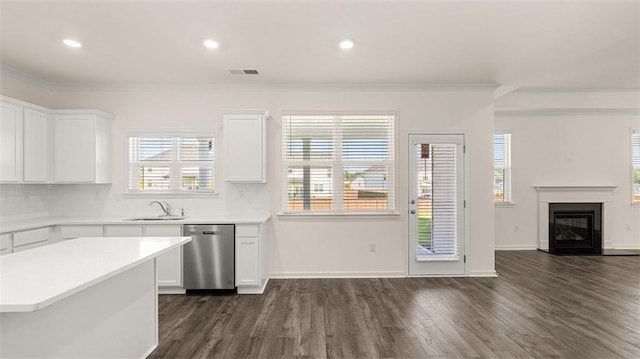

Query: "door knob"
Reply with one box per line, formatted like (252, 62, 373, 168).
(410, 209, 416, 214)
(410, 200, 416, 204)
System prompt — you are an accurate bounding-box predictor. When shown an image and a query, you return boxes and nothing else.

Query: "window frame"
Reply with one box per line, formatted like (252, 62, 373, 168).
(126, 131, 217, 195)
(632, 129, 640, 205)
(280, 113, 397, 215)
(493, 131, 514, 206)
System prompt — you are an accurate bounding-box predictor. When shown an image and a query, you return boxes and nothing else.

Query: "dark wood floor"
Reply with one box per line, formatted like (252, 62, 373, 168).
(149, 251, 640, 358)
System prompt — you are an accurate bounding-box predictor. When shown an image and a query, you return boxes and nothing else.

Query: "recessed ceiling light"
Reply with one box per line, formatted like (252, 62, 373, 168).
(339, 39, 355, 50)
(203, 39, 219, 49)
(63, 39, 82, 48)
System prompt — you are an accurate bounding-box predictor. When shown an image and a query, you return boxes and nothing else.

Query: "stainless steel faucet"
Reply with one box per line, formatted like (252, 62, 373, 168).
(149, 201, 172, 216)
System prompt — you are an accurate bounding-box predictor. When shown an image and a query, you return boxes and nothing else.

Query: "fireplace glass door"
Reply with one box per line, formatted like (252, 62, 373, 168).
(549, 203, 602, 255)
(554, 213, 592, 245)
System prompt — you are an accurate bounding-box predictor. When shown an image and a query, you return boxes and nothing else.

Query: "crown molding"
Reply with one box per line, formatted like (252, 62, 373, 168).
(511, 87, 640, 94)
(0, 65, 499, 93)
(0, 65, 55, 90)
(495, 108, 640, 117)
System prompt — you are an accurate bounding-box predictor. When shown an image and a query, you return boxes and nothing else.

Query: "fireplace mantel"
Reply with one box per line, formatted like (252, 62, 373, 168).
(534, 186, 617, 251)
(534, 186, 617, 193)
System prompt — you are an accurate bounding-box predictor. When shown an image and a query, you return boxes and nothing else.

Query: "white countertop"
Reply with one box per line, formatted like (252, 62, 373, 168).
(0, 236, 191, 313)
(0, 213, 271, 233)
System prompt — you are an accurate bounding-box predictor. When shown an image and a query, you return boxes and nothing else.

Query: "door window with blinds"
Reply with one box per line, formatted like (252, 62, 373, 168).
(128, 133, 215, 193)
(408, 134, 466, 275)
(282, 114, 395, 213)
(633, 130, 640, 203)
(493, 132, 512, 203)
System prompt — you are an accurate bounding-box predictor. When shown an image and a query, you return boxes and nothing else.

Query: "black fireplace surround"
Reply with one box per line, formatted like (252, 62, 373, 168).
(549, 202, 602, 255)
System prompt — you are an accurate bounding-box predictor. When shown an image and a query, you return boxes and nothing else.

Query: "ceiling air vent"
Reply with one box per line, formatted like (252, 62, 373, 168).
(229, 69, 259, 75)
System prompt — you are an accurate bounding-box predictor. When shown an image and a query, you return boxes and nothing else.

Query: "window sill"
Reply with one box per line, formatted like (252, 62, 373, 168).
(122, 192, 219, 199)
(277, 211, 401, 220)
(631, 202, 640, 208)
(494, 201, 516, 208)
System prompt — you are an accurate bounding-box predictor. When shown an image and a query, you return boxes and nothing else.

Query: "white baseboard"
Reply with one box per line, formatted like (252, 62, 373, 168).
(495, 244, 538, 250)
(269, 270, 406, 279)
(468, 270, 499, 277)
(611, 245, 640, 250)
(158, 287, 186, 295)
(271, 270, 502, 278)
(237, 278, 270, 295)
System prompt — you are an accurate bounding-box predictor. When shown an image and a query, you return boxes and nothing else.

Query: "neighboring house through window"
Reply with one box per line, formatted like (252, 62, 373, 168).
(494, 132, 512, 203)
(282, 114, 395, 213)
(633, 130, 640, 203)
(128, 133, 215, 193)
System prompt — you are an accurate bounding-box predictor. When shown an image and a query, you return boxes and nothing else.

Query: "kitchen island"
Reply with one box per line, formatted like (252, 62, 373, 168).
(0, 236, 191, 358)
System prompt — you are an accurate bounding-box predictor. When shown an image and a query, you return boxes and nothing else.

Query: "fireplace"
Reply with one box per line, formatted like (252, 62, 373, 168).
(549, 203, 602, 255)
(534, 186, 616, 253)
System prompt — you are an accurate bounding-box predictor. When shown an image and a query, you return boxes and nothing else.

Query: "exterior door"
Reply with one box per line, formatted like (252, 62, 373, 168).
(408, 134, 466, 276)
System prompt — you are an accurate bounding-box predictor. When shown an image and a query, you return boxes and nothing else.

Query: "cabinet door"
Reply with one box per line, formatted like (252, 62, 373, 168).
(145, 225, 182, 287)
(235, 225, 260, 286)
(12, 227, 50, 251)
(0, 101, 23, 182)
(59, 226, 104, 240)
(104, 225, 143, 237)
(54, 115, 95, 182)
(224, 113, 266, 183)
(94, 116, 112, 183)
(23, 108, 49, 182)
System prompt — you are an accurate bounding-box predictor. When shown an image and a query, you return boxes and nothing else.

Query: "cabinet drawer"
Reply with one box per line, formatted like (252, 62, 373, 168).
(13, 227, 49, 247)
(145, 225, 181, 237)
(236, 224, 257, 237)
(60, 226, 104, 239)
(105, 225, 143, 237)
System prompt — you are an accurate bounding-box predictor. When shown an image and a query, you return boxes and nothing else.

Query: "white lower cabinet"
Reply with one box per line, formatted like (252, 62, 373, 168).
(6, 219, 269, 295)
(12, 227, 51, 252)
(104, 225, 143, 237)
(235, 222, 269, 294)
(144, 225, 183, 292)
(59, 225, 104, 240)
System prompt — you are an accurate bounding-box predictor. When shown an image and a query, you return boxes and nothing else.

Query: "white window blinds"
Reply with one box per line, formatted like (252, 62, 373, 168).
(414, 142, 460, 257)
(633, 131, 640, 203)
(128, 134, 215, 193)
(493, 132, 512, 203)
(282, 114, 395, 213)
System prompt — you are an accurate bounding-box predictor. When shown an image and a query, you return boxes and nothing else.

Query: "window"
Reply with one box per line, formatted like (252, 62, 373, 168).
(282, 114, 395, 213)
(633, 130, 640, 203)
(128, 133, 215, 193)
(493, 132, 512, 203)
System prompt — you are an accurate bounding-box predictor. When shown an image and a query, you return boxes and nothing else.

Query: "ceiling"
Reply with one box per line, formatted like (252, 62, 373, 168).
(0, 0, 638, 91)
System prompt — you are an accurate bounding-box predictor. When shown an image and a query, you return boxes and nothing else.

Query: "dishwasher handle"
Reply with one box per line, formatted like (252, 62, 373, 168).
(202, 231, 217, 235)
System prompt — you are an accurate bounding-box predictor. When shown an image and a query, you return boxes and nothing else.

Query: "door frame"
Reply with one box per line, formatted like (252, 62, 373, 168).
(406, 131, 470, 277)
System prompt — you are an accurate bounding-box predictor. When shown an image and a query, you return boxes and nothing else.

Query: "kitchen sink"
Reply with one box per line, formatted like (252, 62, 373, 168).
(124, 216, 186, 221)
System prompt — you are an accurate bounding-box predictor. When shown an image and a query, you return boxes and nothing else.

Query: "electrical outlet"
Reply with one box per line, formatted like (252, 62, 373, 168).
(626, 225, 632, 231)
(514, 225, 520, 232)
(369, 242, 377, 252)
(238, 191, 244, 200)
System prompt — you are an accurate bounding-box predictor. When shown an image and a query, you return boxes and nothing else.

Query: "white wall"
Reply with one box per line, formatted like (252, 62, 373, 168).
(494, 91, 640, 250)
(1, 78, 496, 276)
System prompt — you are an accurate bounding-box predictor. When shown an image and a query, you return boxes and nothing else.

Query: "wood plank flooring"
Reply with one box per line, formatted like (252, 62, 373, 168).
(149, 251, 640, 358)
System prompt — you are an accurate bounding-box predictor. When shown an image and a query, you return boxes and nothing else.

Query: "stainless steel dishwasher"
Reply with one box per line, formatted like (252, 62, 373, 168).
(182, 224, 235, 291)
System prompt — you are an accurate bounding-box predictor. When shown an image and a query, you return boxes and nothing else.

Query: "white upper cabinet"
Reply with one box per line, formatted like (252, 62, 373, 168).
(0, 99, 23, 182)
(1, 96, 112, 185)
(23, 107, 51, 182)
(223, 111, 268, 183)
(53, 110, 114, 183)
